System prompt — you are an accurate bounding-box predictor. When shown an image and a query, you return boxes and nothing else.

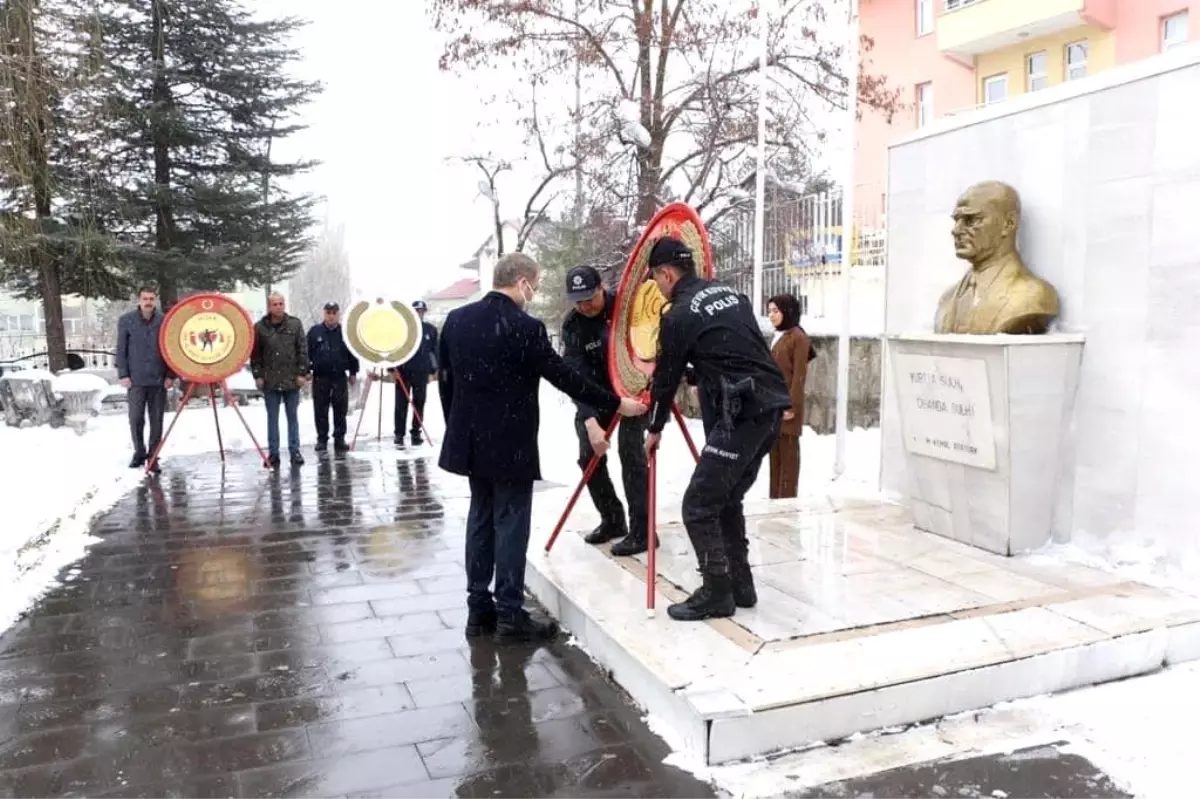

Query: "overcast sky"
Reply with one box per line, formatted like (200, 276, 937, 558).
(259, 0, 849, 303)
(256, 0, 540, 302)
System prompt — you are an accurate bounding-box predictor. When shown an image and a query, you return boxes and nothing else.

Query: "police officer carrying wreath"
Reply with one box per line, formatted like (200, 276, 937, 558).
(561, 265, 652, 556)
(642, 237, 791, 622)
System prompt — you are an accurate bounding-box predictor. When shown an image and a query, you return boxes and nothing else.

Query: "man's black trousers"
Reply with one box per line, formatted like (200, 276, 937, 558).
(394, 372, 428, 438)
(681, 410, 783, 577)
(312, 375, 349, 443)
(573, 413, 649, 536)
(127, 385, 167, 457)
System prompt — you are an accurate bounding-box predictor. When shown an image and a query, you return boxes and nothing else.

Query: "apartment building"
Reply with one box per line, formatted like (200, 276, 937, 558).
(857, 0, 1197, 199)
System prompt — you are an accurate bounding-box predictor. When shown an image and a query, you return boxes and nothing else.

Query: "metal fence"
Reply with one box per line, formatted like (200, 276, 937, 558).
(710, 187, 886, 327)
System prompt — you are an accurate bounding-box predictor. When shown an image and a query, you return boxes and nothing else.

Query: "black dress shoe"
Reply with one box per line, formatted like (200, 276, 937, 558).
(497, 611, 559, 644)
(315, 440, 327, 452)
(290, 451, 305, 466)
(129, 454, 146, 469)
(333, 439, 349, 453)
(584, 519, 626, 545)
(465, 607, 498, 638)
(268, 454, 281, 469)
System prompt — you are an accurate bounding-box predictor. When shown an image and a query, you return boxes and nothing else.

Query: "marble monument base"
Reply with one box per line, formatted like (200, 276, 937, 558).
(886, 333, 1085, 556)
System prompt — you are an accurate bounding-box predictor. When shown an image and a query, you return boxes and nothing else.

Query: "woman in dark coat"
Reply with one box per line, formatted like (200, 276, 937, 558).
(766, 293, 811, 499)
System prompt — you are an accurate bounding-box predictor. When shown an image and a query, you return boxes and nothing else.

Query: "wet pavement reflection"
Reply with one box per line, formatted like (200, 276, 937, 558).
(0, 448, 714, 798)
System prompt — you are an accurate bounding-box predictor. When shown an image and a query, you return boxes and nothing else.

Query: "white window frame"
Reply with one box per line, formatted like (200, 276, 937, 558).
(1162, 11, 1189, 52)
(916, 82, 933, 127)
(1026, 51, 1048, 91)
(917, 0, 934, 36)
(982, 73, 1007, 105)
(1065, 40, 1088, 81)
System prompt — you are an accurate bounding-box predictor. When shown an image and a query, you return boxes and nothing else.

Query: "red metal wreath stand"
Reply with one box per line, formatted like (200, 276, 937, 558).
(543, 400, 701, 616)
(146, 380, 269, 472)
(349, 369, 435, 450)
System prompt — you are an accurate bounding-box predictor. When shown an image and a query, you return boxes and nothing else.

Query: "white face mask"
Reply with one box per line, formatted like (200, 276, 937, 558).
(518, 278, 536, 308)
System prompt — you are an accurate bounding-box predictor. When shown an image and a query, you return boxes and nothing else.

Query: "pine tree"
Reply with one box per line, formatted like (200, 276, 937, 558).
(0, 0, 124, 371)
(91, 0, 320, 308)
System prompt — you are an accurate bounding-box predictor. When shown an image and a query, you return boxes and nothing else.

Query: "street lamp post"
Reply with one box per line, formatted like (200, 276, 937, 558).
(833, 0, 860, 479)
(751, 0, 768, 314)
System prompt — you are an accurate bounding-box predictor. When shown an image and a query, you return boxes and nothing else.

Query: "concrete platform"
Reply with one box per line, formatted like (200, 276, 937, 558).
(526, 492, 1200, 765)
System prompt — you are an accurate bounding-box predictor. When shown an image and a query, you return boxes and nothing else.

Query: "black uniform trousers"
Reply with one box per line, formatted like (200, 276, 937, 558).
(394, 372, 428, 438)
(574, 413, 649, 536)
(681, 409, 783, 577)
(312, 375, 349, 443)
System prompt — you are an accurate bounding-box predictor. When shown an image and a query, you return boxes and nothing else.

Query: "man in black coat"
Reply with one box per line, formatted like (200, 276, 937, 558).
(115, 286, 176, 472)
(643, 237, 790, 623)
(560, 265, 651, 556)
(439, 252, 648, 644)
(393, 299, 438, 446)
(307, 302, 360, 453)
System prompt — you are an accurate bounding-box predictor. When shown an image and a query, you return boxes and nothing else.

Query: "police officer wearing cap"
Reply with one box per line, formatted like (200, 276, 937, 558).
(393, 300, 438, 445)
(643, 236, 791, 622)
(561, 265, 652, 556)
(307, 301, 360, 453)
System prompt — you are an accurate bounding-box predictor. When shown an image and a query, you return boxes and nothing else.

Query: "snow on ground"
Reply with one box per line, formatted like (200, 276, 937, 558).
(684, 658, 1200, 799)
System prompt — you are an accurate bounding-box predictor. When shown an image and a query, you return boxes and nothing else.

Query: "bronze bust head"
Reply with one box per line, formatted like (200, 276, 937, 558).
(933, 181, 1060, 335)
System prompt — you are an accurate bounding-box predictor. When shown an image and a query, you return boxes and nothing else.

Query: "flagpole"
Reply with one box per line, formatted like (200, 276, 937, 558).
(833, 0, 859, 479)
(751, 0, 768, 314)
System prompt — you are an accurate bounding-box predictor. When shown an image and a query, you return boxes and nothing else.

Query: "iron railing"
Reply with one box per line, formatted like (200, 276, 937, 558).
(709, 187, 886, 320)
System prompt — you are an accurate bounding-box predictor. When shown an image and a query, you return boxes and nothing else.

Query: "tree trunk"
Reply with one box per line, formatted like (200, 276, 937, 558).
(634, 1, 662, 226)
(18, 0, 68, 372)
(150, 0, 178, 309)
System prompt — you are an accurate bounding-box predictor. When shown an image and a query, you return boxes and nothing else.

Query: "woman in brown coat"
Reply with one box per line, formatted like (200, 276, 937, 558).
(766, 293, 811, 499)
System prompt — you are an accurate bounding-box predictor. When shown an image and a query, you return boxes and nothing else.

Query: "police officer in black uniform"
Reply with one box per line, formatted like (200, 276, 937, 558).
(643, 237, 791, 621)
(394, 300, 438, 445)
(561, 266, 652, 556)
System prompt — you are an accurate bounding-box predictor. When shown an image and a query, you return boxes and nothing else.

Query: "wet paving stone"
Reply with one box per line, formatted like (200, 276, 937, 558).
(0, 449, 715, 797)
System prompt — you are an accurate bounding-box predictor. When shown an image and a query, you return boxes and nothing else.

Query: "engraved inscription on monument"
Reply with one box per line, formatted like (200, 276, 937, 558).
(893, 353, 996, 470)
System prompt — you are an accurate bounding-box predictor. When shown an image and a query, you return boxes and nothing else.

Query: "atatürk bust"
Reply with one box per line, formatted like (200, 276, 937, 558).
(934, 181, 1060, 335)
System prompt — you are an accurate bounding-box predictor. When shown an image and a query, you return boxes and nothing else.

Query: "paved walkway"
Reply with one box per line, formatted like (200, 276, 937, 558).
(0, 447, 713, 798)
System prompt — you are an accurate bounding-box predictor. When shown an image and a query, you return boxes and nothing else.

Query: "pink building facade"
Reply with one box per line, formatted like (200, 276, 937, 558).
(855, 0, 1198, 218)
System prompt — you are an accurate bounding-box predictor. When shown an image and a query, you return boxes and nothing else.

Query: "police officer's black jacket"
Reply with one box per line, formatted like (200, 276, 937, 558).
(401, 321, 439, 377)
(560, 290, 616, 422)
(648, 275, 789, 434)
(307, 323, 360, 380)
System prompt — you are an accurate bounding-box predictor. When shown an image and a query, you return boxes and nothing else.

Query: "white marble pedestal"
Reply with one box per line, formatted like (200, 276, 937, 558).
(886, 333, 1085, 556)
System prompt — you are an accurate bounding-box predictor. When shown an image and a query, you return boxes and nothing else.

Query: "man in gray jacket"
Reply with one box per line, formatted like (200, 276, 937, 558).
(116, 286, 176, 471)
(251, 292, 310, 468)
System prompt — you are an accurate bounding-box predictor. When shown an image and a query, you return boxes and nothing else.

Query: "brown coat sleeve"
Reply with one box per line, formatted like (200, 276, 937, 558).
(782, 328, 809, 436)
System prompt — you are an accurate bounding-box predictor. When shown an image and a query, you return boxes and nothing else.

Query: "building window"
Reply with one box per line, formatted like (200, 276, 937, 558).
(944, 0, 982, 10)
(916, 82, 933, 127)
(917, 0, 933, 35)
(1065, 41, 1088, 80)
(1026, 51, 1048, 91)
(1163, 11, 1189, 52)
(982, 73, 1007, 105)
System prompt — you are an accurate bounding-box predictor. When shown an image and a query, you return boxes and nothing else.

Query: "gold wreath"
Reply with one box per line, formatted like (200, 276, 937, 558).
(611, 219, 708, 397)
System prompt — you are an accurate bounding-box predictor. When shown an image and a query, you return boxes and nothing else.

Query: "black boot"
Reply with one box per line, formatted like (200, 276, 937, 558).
(667, 574, 736, 622)
(497, 610, 559, 644)
(315, 439, 327, 452)
(584, 518, 626, 545)
(411, 432, 423, 446)
(731, 561, 758, 609)
(611, 528, 660, 557)
(465, 607, 498, 638)
(290, 451, 305, 466)
(333, 438, 349, 453)
(129, 453, 146, 469)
